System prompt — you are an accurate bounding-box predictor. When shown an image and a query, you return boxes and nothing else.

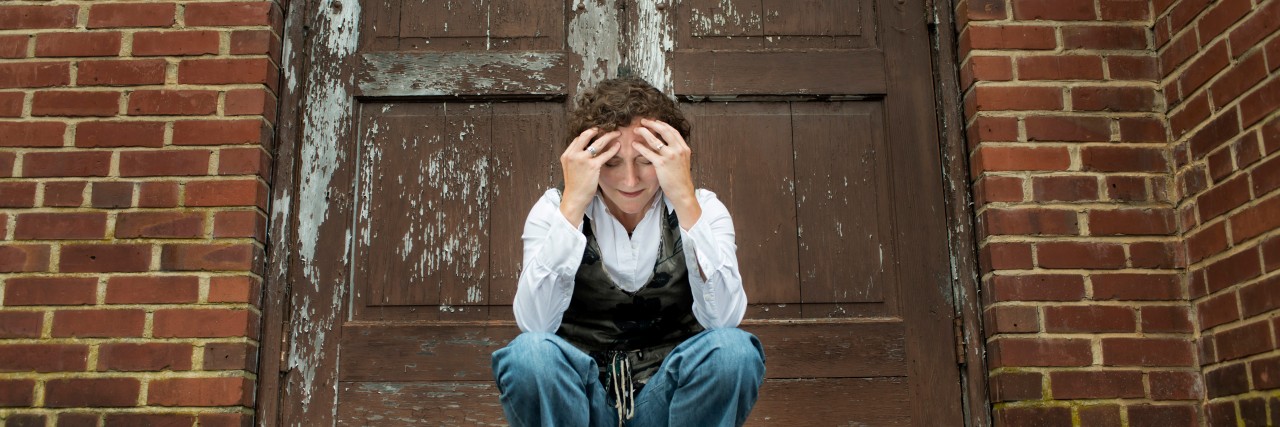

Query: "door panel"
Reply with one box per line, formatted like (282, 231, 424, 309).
(284, 0, 962, 424)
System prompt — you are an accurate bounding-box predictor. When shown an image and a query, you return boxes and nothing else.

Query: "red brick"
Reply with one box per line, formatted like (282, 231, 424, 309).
(1088, 208, 1176, 235)
(173, 119, 269, 146)
(1128, 404, 1198, 427)
(1063, 25, 1147, 50)
(1072, 86, 1157, 112)
(1080, 145, 1172, 173)
(51, 309, 145, 338)
(219, 147, 272, 179)
(996, 406, 1073, 427)
(44, 378, 139, 407)
(1161, 30, 1199, 76)
(1206, 362, 1250, 397)
(75, 121, 164, 148)
(1187, 221, 1229, 263)
(87, 3, 176, 28)
(91, 181, 134, 209)
(0, 91, 23, 116)
(1035, 242, 1126, 269)
(59, 244, 152, 273)
(1241, 76, 1280, 128)
(103, 414, 195, 426)
(77, 59, 167, 87)
(5, 414, 45, 426)
(31, 90, 119, 117)
(1207, 146, 1234, 181)
(1149, 371, 1201, 400)
(231, 29, 280, 57)
(1227, 0, 1280, 55)
(22, 151, 110, 178)
(1253, 151, 1280, 195)
(979, 208, 1078, 235)
(0, 122, 64, 147)
(963, 0, 1009, 21)
(225, 88, 276, 118)
(132, 30, 220, 56)
(989, 371, 1043, 402)
(139, 181, 180, 208)
(1251, 354, 1280, 389)
(1210, 52, 1267, 111)
(1232, 194, 1280, 243)
(1102, 338, 1195, 367)
(0, 62, 69, 89)
(1179, 41, 1230, 95)
(1108, 54, 1158, 80)
(1117, 118, 1165, 144)
(1025, 116, 1111, 142)
(1171, 92, 1211, 138)
(974, 175, 1023, 206)
(1265, 115, 1280, 154)
(0, 182, 37, 207)
(0, 311, 43, 338)
(1198, 0, 1252, 43)
(984, 304, 1039, 334)
(0, 379, 35, 406)
(153, 309, 257, 338)
(105, 275, 199, 304)
(963, 25, 1058, 50)
(179, 58, 274, 86)
(161, 243, 257, 272)
(0, 153, 13, 178)
(213, 210, 266, 240)
(148, 377, 252, 406)
(118, 150, 211, 178)
(204, 341, 258, 371)
(1170, 0, 1212, 32)
(1197, 174, 1250, 220)
(116, 212, 206, 239)
(1216, 320, 1273, 361)
(0, 35, 27, 59)
(184, 2, 275, 26)
(1241, 398, 1267, 425)
(1197, 291, 1241, 330)
(0, 344, 88, 372)
(1091, 273, 1181, 301)
(0, 244, 51, 273)
(34, 32, 121, 57)
(1142, 305, 1193, 334)
(185, 179, 268, 209)
(1044, 305, 1136, 333)
(1205, 247, 1262, 292)
(42, 182, 84, 208)
(1237, 132, 1262, 169)
(198, 413, 252, 427)
(1029, 176, 1097, 201)
(1011, 0, 1095, 20)
(128, 90, 218, 116)
(980, 241, 1034, 271)
(3, 276, 96, 306)
(1129, 241, 1178, 269)
(1019, 55, 1105, 80)
(967, 116, 1019, 144)
(971, 146, 1071, 173)
(1078, 405, 1121, 426)
(1050, 370, 1144, 399)
(971, 86, 1062, 111)
(208, 276, 260, 305)
(1100, 0, 1149, 20)
(0, 5, 78, 30)
(98, 343, 192, 372)
(1241, 275, 1280, 317)
(14, 212, 107, 240)
(989, 338, 1092, 368)
(987, 274, 1086, 302)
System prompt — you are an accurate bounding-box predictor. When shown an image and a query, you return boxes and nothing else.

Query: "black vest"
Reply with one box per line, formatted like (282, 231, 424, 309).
(554, 201, 704, 388)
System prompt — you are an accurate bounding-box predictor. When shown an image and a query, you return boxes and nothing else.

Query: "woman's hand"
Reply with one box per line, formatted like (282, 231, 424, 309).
(559, 128, 622, 227)
(634, 119, 701, 229)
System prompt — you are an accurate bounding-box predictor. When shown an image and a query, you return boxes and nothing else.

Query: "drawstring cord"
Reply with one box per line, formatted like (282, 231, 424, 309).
(608, 351, 635, 425)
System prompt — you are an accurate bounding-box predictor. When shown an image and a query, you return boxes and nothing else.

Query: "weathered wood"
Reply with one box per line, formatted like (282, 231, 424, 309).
(684, 102, 800, 304)
(337, 382, 506, 426)
(355, 52, 571, 97)
(338, 320, 905, 382)
(671, 51, 887, 95)
(674, 0, 877, 50)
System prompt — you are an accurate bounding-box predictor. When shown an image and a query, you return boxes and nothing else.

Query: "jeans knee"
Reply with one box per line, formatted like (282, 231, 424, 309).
(698, 328, 765, 379)
(493, 332, 572, 392)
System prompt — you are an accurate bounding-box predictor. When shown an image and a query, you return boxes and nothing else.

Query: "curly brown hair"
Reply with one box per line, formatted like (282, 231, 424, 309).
(566, 77, 691, 145)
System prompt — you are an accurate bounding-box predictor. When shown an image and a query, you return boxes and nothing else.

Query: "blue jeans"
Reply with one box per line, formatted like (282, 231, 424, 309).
(491, 328, 766, 427)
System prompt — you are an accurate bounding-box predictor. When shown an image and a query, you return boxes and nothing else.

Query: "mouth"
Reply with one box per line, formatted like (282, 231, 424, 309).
(617, 189, 646, 198)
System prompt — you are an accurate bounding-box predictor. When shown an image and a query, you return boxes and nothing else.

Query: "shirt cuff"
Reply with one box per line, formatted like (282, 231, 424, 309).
(679, 218, 722, 279)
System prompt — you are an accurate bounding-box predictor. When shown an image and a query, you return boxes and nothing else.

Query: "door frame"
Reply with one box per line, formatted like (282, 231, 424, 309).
(253, 0, 991, 425)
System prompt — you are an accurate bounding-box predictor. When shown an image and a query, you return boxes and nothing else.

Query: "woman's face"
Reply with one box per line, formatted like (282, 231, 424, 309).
(598, 117, 660, 218)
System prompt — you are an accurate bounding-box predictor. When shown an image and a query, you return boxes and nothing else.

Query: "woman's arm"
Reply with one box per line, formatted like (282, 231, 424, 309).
(680, 189, 748, 329)
(512, 190, 587, 333)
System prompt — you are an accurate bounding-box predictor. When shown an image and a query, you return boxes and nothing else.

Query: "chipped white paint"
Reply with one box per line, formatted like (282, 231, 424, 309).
(289, 0, 361, 416)
(689, 0, 761, 37)
(567, 0, 621, 95)
(627, 0, 675, 95)
(359, 52, 566, 96)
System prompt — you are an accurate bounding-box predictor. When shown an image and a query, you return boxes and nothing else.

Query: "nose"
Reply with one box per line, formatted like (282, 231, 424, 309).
(622, 163, 639, 187)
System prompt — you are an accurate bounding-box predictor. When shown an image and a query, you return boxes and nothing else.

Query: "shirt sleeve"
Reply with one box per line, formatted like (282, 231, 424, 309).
(679, 189, 748, 329)
(512, 189, 587, 333)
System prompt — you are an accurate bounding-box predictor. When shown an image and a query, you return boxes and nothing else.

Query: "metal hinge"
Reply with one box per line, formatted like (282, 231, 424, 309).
(953, 316, 967, 366)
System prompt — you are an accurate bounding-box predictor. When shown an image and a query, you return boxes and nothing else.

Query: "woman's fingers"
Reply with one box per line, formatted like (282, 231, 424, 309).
(585, 131, 620, 159)
(592, 138, 624, 165)
(567, 127, 599, 152)
(641, 119, 688, 150)
(634, 127, 669, 153)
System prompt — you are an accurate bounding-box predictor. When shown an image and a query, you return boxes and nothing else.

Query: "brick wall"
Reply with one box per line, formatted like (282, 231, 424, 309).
(956, 0, 1206, 425)
(0, 1, 281, 425)
(1160, 0, 1280, 424)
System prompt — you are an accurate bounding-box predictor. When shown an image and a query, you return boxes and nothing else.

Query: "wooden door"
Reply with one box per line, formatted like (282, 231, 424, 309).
(278, 0, 964, 425)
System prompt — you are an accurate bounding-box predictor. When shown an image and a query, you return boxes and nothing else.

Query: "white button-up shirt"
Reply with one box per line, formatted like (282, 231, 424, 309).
(512, 188, 747, 333)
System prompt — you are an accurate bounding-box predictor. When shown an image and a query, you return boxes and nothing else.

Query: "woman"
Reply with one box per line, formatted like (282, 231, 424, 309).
(491, 77, 766, 427)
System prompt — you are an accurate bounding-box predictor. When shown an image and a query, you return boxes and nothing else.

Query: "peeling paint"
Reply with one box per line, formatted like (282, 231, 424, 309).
(626, 0, 675, 95)
(567, 0, 620, 95)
